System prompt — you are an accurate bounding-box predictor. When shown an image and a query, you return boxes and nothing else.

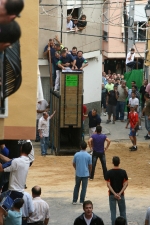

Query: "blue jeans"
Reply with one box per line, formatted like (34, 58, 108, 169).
(73, 176, 88, 203)
(116, 101, 126, 120)
(90, 152, 107, 179)
(36, 119, 40, 141)
(109, 195, 127, 225)
(40, 136, 49, 155)
(145, 116, 150, 132)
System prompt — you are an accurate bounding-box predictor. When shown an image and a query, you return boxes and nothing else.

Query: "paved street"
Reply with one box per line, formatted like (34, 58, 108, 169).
(31, 114, 150, 225)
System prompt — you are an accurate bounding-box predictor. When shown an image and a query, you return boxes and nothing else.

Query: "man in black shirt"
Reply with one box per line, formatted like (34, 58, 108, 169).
(105, 156, 128, 225)
(58, 49, 76, 70)
(106, 85, 119, 124)
(74, 200, 104, 225)
(140, 79, 148, 110)
(84, 109, 101, 137)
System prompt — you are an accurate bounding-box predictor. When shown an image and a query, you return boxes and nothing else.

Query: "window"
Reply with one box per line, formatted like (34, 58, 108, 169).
(67, 8, 81, 18)
(103, 31, 108, 42)
(134, 21, 146, 41)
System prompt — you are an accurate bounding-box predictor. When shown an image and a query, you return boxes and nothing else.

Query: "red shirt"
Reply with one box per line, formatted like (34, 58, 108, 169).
(129, 111, 138, 128)
(83, 105, 87, 121)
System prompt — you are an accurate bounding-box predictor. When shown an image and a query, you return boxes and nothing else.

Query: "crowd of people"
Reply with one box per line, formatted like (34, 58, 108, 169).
(66, 14, 87, 32)
(43, 36, 88, 91)
(101, 70, 150, 150)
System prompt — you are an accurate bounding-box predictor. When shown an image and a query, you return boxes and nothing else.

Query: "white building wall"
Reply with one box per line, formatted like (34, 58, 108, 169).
(83, 50, 102, 104)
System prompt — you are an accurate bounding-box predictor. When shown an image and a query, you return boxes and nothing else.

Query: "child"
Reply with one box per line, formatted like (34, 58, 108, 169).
(77, 15, 87, 30)
(101, 83, 107, 116)
(126, 105, 139, 151)
(4, 198, 24, 225)
(54, 52, 61, 92)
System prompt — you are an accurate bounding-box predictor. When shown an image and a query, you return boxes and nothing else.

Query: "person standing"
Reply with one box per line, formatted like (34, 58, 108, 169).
(28, 186, 50, 225)
(72, 141, 92, 204)
(105, 156, 128, 225)
(106, 85, 119, 124)
(105, 79, 114, 92)
(143, 93, 150, 140)
(101, 83, 107, 116)
(116, 81, 128, 122)
(140, 79, 148, 110)
(4, 199, 24, 225)
(38, 111, 56, 156)
(0, 142, 32, 225)
(126, 105, 139, 151)
(73, 200, 104, 225)
(84, 109, 101, 137)
(88, 125, 110, 180)
(35, 98, 49, 142)
(22, 192, 34, 225)
(82, 105, 87, 141)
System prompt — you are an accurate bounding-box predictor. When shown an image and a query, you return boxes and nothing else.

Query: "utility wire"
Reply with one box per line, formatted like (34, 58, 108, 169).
(39, 27, 150, 41)
(39, 1, 147, 6)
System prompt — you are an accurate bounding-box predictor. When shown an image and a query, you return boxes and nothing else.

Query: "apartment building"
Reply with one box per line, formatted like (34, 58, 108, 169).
(0, 0, 39, 139)
(39, 0, 103, 109)
(102, 0, 147, 74)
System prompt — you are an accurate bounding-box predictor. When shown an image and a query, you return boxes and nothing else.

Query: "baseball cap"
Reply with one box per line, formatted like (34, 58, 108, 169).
(130, 105, 135, 108)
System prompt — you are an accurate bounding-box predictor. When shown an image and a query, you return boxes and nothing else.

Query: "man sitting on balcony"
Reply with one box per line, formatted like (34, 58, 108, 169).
(126, 48, 140, 70)
(57, 49, 76, 70)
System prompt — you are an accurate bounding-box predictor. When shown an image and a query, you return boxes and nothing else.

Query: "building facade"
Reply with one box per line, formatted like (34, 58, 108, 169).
(0, 0, 39, 139)
(102, 0, 147, 74)
(39, 0, 103, 110)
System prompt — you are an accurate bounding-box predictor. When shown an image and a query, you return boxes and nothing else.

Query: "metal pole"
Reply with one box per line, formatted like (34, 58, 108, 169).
(127, 0, 135, 53)
(126, 0, 135, 72)
(60, 0, 63, 43)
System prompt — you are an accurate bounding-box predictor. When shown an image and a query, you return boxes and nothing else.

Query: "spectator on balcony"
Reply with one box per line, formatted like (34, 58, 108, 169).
(54, 52, 61, 92)
(70, 46, 78, 59)
(0, 0, 24, 24)
(126, 48, 140, 70)
(67, 15, 73, 30)
(43, 39, 55, 61)
(72, 17, 78, 31)
(58, 49, 76, 70)
(43, 39, 56, 86)
(77, 15, 87, 31)
(74, 51, 88, 70)
(63, 47, 70, 54)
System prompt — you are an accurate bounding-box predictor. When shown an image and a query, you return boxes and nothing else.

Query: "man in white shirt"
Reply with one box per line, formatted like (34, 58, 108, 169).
(28, 186, 50, 225)
(126, 48, 140, 70)
(129, 91, 139, 112)
(126, 48, 135, 70)
(36, 98, 49, 142)
(38, 111, 56, 156)
(67, 15, 73, 30)
(0, 142, 32, 225)
(22, 192, 34, 225)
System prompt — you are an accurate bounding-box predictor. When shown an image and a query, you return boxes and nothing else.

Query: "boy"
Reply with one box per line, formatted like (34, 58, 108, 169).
(101, 83, 107, 116)
(54, 51, 61, 92)
(4, 199, 24, 225)
(126, 105, 139, 151)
